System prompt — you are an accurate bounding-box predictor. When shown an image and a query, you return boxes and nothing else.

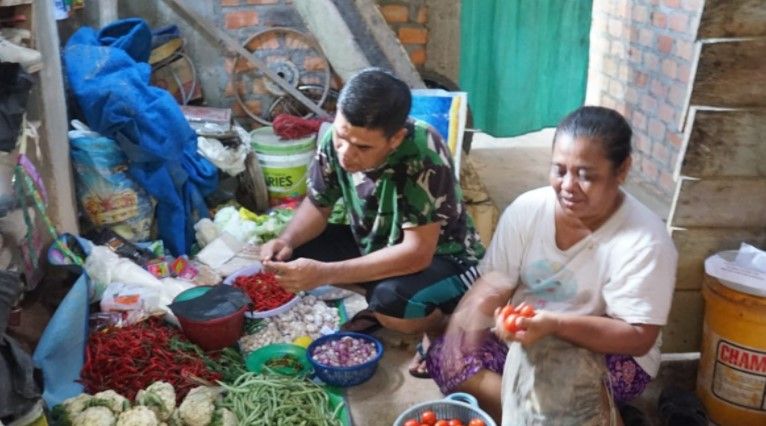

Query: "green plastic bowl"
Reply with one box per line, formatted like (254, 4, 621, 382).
(245, 343, 312, 377)
(173, 285, 214, 302)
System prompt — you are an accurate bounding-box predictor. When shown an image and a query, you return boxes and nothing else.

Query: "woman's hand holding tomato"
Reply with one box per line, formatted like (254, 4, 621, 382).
(493, 302, 559, 347)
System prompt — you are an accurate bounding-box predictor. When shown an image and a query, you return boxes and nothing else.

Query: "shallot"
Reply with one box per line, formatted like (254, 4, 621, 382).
(310, 336, 378, 367)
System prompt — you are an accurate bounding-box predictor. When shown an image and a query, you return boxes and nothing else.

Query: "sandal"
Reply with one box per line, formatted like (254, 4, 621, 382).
(408, 341, 431, 379)
(340, 308, 381, 334)
(657, 386, 708, 426)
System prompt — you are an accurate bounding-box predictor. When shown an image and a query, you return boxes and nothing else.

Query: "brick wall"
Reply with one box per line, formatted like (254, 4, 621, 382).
(377, 0, 430, 69)
(586, 0, 703, 202)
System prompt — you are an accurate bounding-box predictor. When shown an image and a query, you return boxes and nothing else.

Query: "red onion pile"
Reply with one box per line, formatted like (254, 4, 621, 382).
(310, 336, 378, 367)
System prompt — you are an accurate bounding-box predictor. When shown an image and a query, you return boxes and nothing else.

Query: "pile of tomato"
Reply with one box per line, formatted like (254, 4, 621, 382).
(499, 303, 536, 333)
(402, 411, 486, 426)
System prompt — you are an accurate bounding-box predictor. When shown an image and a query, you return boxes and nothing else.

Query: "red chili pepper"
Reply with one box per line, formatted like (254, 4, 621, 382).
(79, 317, 221, 402)
(234, 272, 294, 312)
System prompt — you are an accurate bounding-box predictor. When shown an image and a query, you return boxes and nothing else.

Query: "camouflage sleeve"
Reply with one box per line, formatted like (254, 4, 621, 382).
(400, 127, 460, 228)
(306, 131, 341, 208)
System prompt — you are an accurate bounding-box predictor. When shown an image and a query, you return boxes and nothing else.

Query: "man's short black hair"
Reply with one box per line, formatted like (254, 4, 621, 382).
(337, 68, 411, 138)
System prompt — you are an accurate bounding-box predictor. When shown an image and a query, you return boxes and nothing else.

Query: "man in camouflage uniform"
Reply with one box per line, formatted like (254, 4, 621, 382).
(261, 69, 484, 375)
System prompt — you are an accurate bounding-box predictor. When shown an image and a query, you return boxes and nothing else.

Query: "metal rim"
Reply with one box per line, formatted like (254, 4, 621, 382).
(231, 27, 332, 126)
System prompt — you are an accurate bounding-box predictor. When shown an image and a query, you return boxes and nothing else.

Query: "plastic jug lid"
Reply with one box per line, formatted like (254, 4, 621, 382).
(251, 126, 316, 155)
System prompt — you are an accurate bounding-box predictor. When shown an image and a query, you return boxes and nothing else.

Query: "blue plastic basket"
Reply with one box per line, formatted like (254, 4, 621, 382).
(306, 331, 384, 387)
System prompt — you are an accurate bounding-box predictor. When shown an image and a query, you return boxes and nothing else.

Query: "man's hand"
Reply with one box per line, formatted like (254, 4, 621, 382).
(262, 258, 327, 292)
(260, 238, 293, 262)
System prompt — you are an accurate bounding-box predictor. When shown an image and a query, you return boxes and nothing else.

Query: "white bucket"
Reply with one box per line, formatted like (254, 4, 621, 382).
(251, 127, 316, 207)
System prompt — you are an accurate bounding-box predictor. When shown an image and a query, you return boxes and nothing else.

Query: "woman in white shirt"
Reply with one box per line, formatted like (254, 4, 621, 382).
(426, 106, 677, 425)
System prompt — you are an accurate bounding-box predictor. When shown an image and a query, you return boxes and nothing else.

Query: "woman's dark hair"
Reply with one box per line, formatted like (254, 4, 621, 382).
(553, 106, 633, 169)
(337, 68, 411, 138)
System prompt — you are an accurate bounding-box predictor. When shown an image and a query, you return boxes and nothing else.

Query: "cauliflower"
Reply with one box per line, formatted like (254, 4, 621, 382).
(73, 406, 116, 426)
(52, 393, 93, 425)
(177, 386, 218, 426)
(116, 406, 159, 426)
(92, 390, 131, 414)
(210, 408, 237, 426)
(136, 381, 176, 421)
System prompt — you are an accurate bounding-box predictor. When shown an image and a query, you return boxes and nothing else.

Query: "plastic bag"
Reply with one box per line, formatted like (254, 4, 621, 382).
(68, 120, 154, 242)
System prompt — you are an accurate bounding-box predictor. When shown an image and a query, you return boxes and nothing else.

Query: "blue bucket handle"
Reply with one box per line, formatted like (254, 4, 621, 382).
(445, 392, 479, 408)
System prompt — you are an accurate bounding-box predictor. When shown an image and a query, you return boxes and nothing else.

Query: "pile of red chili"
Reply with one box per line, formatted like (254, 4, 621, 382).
(233, 272, 294, 312)
(80, 317, 221, 402)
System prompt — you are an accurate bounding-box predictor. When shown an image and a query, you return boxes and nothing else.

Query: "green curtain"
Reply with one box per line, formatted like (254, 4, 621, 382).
(460, 0, 592, 137)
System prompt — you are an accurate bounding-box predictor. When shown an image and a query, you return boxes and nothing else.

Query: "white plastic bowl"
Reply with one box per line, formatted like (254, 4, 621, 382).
(223, 263, 300, 319)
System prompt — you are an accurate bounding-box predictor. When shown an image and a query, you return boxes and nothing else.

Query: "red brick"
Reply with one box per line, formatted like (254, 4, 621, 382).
(652, 141, 670, 165)
(651, 80, 668, 97)
(398, 27, 428, 44)
(633, 110, 648, 130)
(221, 0, 239, 6)
(677, 62, 692, 83)
(626, 87, 640, 104)
(667, 130, 683, 148)
(380, 4, 408, 24)
(658, 35, 674, 54)
(659, 170, 676, 195)
(616, 103, 632, 119)
(246, 0, 277, 3)
(633, 5, 649, 23)
(246, 32, 278, 50)
(612, 0, 630, 17)
(639, 28, 653, 46)
(676, 40, 695, 60)
(223, 81, 245, 97)
(659, 103, 676, 124)
(668, 13, 688, 32)
(661, 58, 677, 80)
(609, 79, 626, 97)
(602, 95, 618, 110)
(651, 11, 667, 28)
(634, 71, 648, 86)
(629, 47, 641, 64)
(608, 18, 623, 37)
(662, 0, 680, 7)
(669, 82, 688, 107)
(641, 94, 659, 111)
(641, 157, 660, 180)
(225, 11, 259, 29)
(611, 40, 627, 58)
(619, 64, 629, 81)
(643, 51, 659, 71)
(649, 118, 666, 140)
(635, 132, 652, 153)
(408, 46, 426, 66)
(416, 5, 428, 24)
(603, 57, 618, 75)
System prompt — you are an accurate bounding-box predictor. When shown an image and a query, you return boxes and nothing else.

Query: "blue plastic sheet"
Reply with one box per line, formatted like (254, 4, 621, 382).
(63, 18, 217, 255)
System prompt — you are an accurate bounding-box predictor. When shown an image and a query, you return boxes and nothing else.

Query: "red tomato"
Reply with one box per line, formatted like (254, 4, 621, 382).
(519, 304, 536, 318)
(503, 313, 521, 333)
(404, 420, 419, 426)
(500, 305, 515, 318)
(421, 410, 437, 425)
(468, 419, 486, 426)
(448, 420, 464, 426)
(435, 421, 449, 426)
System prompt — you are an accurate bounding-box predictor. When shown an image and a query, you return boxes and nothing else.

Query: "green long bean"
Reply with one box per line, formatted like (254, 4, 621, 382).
(219, 373, 343, 426)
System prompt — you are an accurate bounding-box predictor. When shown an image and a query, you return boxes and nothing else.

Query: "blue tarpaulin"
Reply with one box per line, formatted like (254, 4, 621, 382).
(63, 18, 217, 255)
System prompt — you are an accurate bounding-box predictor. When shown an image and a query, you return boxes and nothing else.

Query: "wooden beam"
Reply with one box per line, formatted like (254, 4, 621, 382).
(672, 226, 766, 290)
(292, 0, 371, 82)
(689, 38, 766, 108)
(668, 177, 766, 228)
(675, 107, 766, 179)
(35, 0, 78, 233)
(160, 0, 330, 119)
(697, 0, 766, 39)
